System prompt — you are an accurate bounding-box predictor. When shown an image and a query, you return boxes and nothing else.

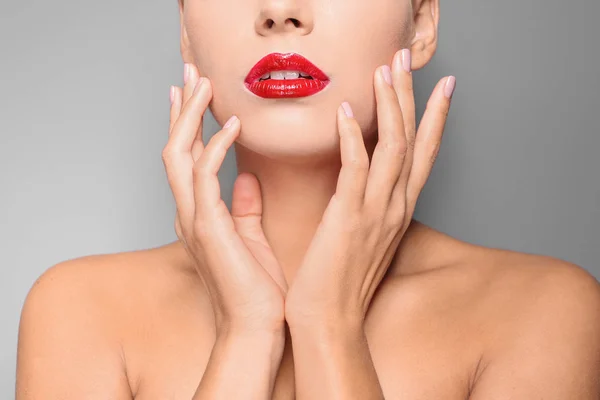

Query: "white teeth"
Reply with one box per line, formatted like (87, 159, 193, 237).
(284, 71, 300, 79)
(270, 71, 286, 80)
(259, 70, 312, 80)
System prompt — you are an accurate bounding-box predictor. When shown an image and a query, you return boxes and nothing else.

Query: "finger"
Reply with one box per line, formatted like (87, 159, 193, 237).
(391, 49, 416, 190)
(364, 65, 406, 210)
(334, 102, 369, 212)
(191, 121, 205, 164)
(193, 115, 241, 218)
(169, 87, 185, 242)
(231, 172, 264, 239)
(169, 86, 182, 137)
(403, 76, 455, 215)
(175, 211, 185, 244)
(231, 173, 289, 293)
(162, 78, 212, 234)
(183, 64, 206, 162)
(182, 63, 200, 108)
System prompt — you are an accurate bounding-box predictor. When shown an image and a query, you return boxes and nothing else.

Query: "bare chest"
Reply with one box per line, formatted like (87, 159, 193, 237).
(128, 285, 483, 400)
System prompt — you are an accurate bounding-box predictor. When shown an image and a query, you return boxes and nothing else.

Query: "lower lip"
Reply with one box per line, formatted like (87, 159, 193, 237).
(245, 78, 329, 98)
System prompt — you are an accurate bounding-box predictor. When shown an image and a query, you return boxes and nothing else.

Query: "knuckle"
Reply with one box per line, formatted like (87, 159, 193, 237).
(343, 214, 364, 236)
(364, 219, 383, 246)
(192, 219, 211, 241)
(383, 138, 407, 157)
(175, 221, 183, 239)
(406, 136, 416, 152)
(192, 160, 208, 179)
(429, 142, 441, 167)
(161, 147, 173, 163)
(175, 222, 188, 245)
(349, 154, 369, 172)
(388, 197, 407, 224)
(439, 104, 450, 118)
(385, 224, 401, 247)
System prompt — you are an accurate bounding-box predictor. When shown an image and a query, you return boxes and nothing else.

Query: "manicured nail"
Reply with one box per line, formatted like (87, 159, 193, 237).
(341, 102, 353, 117)
(169, 85, 175, 104)
(223, 115, 238, 128)
(444, 76, 456, 98)
(184, 63, 190, 84)
(393, 51, 402, 75)
(401, 49, 411, 73)
(380, 65, 392, 86)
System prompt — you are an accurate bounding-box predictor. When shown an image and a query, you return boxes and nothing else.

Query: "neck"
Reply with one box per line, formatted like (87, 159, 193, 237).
(233, 139, 433, 285)
(234, 143, 344, 284)
(171, 142, 457, 286)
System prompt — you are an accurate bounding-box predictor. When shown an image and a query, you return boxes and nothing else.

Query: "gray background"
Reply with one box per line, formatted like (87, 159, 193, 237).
(1, 0, 599, 396)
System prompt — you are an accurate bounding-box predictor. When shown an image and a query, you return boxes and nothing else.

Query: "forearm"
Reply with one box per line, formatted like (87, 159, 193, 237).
(288, 319, 385, 399)
(192, 328, 285, 400)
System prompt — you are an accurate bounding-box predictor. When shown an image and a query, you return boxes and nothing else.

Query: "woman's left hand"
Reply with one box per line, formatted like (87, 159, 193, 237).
(285, 49, 456, 328)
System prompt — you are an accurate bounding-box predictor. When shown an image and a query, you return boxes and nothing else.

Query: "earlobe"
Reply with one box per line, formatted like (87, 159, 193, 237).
(408, 0, 439, 71)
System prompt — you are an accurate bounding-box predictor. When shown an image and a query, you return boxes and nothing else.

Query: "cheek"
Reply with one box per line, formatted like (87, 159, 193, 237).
(182, 0, 408, 157)
(343, 76, 379, 140)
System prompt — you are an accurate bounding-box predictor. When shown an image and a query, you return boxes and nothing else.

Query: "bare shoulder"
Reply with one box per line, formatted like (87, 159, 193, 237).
(461, 246, 600, 398)
(468, 246, 600, 345)
(372, 226, 600, 398)
(16, 242, 204, 399)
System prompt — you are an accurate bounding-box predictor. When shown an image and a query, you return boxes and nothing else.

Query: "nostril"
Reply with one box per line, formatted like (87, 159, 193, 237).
(264, 18, 301, 30)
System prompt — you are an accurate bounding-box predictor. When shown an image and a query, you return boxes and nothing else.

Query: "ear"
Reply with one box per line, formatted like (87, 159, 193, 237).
(408, 0, 439, 71)
(178, 0, 195, 65)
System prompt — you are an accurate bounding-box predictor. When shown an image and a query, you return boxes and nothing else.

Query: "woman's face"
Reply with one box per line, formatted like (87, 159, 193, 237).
(179, 0, 437, 161)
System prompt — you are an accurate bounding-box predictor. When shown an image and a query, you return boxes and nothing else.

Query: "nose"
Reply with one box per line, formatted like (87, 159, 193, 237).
(255, 0, 313, 36)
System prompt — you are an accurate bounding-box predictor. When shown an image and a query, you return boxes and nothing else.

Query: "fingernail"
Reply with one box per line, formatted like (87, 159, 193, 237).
(341, 102, 353, 117)
(169, 85, 175, 104)
(401, 49, 411, 73)
(444, 76, 456, 98)
(393, 51, 403, 75)
(223, 115, 238, 128)
(184, 63, 190, 84)
(380, 65, 392, 86)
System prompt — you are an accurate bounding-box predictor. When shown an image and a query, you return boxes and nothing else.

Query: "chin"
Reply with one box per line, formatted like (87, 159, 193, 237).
(208, 83, 378, 163)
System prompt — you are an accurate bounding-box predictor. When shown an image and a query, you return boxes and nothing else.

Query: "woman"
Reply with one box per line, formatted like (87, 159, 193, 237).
(16, 0, 600, 398)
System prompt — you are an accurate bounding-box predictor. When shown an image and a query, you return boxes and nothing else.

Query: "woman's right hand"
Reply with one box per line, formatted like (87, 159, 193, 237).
(163, 63, 288, 336)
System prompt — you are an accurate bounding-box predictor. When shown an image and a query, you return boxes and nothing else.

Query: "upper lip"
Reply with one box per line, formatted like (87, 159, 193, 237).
(245, 52, 329, 84)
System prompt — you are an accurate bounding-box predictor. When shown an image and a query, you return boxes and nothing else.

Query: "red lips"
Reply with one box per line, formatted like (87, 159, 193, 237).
(244, 52, 330, 98)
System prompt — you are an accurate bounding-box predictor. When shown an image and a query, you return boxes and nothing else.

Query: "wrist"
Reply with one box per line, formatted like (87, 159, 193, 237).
(217, 316, 286, 336)
(286, 312, 365, 338)
(216, 327, 286, 365)
(217, 322, 285, 344)
(285, 296, 365, 331)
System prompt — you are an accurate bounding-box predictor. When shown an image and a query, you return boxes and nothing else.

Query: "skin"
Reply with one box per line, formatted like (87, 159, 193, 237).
(16, 0, 600, 399)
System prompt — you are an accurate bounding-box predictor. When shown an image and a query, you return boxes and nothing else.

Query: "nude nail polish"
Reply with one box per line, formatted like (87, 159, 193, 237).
(401, 49, 411, 73)
(444, 76, 456, 98)
(223, 115, 238, 128)
(381, 65, 392, 86)
(341, 102, 353, 117)
(184, 63, 190, 84)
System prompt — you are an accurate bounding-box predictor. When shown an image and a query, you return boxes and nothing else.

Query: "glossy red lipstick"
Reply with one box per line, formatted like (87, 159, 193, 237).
(244, 52, 330, 98)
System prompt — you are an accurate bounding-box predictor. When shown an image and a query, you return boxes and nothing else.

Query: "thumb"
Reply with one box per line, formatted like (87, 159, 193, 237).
(232, 173, 288, 293)
(231, 172, 267, 243)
